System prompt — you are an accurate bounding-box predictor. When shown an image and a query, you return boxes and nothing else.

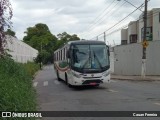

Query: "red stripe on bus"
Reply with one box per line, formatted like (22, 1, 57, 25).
(54, 63, 69, 72)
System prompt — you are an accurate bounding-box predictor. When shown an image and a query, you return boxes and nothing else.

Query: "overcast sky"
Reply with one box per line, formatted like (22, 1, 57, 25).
(10, 0, 159, 45)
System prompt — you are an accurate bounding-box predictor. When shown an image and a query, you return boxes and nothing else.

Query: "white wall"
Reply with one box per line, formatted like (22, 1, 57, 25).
(121, 29, 128, 41)
(5, 35, 38, 63)
(153, 8, 160, 41)
(128, 21, 139, 42)
(109, 47, 114, 73)
(114, 40, 160, 75)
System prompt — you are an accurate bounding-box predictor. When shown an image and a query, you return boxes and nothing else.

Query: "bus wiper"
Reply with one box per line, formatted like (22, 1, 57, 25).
(81, 53, 91, 70)
(93, 51, 103, 70)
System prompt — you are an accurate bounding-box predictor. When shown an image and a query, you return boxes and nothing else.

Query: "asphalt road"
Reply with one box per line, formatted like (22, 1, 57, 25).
(33, 65, 160, 120)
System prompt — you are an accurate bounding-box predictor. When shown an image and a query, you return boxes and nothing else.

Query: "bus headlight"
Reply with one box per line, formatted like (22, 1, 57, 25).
(71, 71, 81, 78)
(102, 71, 110, 77)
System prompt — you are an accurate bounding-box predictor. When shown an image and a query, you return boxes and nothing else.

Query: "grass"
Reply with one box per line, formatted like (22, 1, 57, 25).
(0, 57, 39, 115)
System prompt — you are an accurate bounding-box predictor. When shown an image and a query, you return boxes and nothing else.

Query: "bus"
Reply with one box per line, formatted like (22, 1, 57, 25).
(54, 40, 110, 87)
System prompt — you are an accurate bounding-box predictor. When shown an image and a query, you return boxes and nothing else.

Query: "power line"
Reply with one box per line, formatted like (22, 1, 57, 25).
(80, 0, 117, 36)
(120, 0, 143, 12)
(86, 1, 121, 31)
(82, 0, 145, 39)
(90, 0, 116, 25)
(104, 9, 160, 37)
(83, 1, 126, 38)
(86, 2, 125, 33)
(90, 3, 144, 40)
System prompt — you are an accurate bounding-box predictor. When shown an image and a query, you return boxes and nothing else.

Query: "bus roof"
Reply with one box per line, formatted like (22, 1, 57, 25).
(68, 40, 106, 45)
(54, 40, 106, 53)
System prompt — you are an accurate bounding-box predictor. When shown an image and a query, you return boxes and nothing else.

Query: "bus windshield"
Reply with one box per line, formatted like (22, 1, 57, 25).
(71, 44, 109, 72)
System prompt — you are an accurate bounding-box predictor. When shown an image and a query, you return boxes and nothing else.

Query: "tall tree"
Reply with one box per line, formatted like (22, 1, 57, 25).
(0, 0, 13, 56)
(23, 23, 57, 64)
(5, 29, 15, 37)
(55, 32, 80, 49)
(57, 32, 80, 42)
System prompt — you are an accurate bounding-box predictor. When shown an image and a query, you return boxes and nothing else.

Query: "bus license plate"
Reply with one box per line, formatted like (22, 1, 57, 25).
(90, 83, 97, 85)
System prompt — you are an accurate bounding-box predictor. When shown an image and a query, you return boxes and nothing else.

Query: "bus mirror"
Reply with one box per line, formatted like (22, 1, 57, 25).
(107, 46, 110, 56)
(108, 49, 110, 56)
(66, 50, 70, 58)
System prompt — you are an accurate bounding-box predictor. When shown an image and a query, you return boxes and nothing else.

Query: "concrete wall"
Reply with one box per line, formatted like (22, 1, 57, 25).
(114, 40, 160, 75)
(128, 21, 139, 41)
(121, 29, 128, 41)
(153, 8, 160, 40)
(109, 47, 114, 73)
(5, 35, 38, 63)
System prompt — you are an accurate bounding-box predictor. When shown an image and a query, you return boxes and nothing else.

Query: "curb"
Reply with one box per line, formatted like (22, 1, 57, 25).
(111, 77, 159, 82)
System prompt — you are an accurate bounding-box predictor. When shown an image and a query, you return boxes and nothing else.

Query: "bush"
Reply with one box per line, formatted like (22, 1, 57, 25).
(22, 62, 40, 77)
(0, 57, 39, 113)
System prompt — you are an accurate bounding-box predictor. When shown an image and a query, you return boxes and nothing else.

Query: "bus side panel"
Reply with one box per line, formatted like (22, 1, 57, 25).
(59, 70, 65, 81)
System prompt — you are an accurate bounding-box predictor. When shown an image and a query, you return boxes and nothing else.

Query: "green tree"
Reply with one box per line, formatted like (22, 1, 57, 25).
(23, 23, 57, 64)
(57, 32, 80, 42)
(5, 29, 16, 37)
(55, 32, 80, 50)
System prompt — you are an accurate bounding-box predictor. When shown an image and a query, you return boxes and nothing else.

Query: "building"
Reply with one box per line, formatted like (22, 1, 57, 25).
(113, 8, 160, 75)
(121, 8, 160, 44)
(5, 35, 38, 63)
(121, 28, 128, 45)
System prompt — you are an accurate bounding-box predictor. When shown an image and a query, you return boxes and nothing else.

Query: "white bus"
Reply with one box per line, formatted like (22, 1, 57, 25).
(54, 40, 110, 87)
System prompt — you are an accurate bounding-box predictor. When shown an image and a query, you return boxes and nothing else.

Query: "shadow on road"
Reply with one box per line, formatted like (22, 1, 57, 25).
(71, 85, 107, 91)
(57, 79, 108, 91)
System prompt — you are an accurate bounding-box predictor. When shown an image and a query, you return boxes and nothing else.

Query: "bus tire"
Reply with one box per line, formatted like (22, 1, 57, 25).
(95, 84, 100, 87)
(65, 73, 72, 88)
(56, 71, 60, 81)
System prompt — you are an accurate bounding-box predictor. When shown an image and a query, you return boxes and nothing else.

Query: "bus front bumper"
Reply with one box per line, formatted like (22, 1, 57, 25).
(70, 75, 110, 86)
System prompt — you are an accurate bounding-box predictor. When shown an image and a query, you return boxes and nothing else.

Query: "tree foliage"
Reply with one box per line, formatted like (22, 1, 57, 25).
(5, 29, 15, 37)
(23, 23, 80, 64)
(23, 23, 57, 64)
(0, 0, 13, 56)
(55, 32, 80, 50)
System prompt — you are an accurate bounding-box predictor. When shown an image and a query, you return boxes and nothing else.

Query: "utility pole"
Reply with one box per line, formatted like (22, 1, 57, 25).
(107, 41, 110, 46)
(97, 36, 98, 41)
(104, 32, 106, 43)
(40, 41, 42, 69)
(113, 40, 116, 46)
(141, 0, 148, 78)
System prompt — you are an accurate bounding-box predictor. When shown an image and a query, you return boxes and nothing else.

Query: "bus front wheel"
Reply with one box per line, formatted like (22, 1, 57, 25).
(56, 71, 61, 81)
(65, 74, 72, 88)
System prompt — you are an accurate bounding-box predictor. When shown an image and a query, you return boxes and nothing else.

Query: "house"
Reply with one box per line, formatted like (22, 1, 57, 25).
(121, 8, 160, 44)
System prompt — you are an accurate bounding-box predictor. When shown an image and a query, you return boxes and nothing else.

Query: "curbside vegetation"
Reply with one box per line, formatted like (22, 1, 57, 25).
(0, 57, 39, 118)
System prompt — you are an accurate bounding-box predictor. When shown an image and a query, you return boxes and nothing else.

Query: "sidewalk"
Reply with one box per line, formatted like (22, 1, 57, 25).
(111, 74, 160, 81)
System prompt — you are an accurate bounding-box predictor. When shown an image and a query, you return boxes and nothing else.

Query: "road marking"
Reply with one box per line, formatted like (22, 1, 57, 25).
(154, 103, 160, 106)
(108, 89, 118, 93)
(54, 80, 60, 85)
(33, 82, 38, 87)
(50, 66, 53, 69)
(110, 80, 117, 83)
(43, 81, 48, 86)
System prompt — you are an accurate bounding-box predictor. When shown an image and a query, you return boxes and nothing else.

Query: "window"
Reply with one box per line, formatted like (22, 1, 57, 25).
(130, 34, 137, 43)
(61, 50, 62, 61)
(121, 40, 127, 45)
(54, 53, 56, 61)
(56, 53, 57, 61)
(159, 12, 160, 23)
(58, 52, 59, 61)
(64, 48, 66, 60)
